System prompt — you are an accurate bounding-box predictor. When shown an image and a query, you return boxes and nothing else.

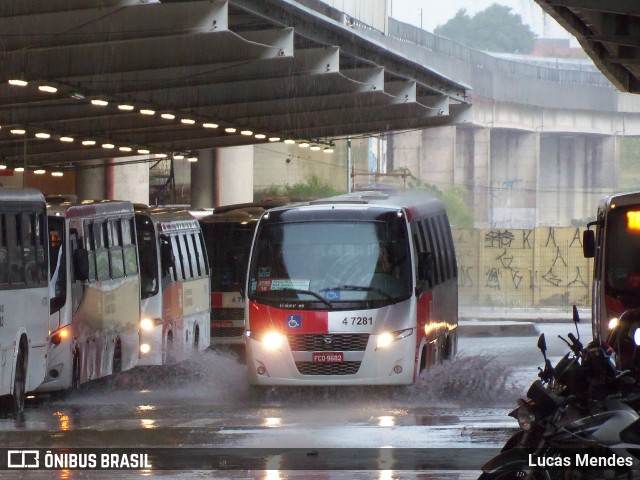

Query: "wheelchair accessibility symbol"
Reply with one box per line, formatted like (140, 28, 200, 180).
(324, 289, 340, 300)
(286, 314, 302, 329)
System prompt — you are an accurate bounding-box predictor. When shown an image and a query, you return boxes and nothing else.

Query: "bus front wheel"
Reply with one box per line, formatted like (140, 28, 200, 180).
(0, 347, 26, 418)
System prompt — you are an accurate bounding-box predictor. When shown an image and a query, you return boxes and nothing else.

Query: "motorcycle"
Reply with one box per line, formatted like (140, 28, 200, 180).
(479, 306, 640, 479)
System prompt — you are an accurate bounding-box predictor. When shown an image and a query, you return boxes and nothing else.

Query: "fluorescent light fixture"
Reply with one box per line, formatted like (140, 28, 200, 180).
(91, 99, 108, 106)
(60, 136, 74, 143)
(70, 92, 85, 100)
(102, 143, 115, 149)
(137, 149, 150, 154)
(310, 145, 321, 151)
(10, 129, 26, 135)
(173, 154, 185, 160)
(8, 79, 27, 87)
(268, 137, 281, 142)
(299, 142, 310, 148)
(181, 118, 196, 125)
(187, 156, 198, 163)
(284, 139, 296, 144)
(241, 130, 253, 136)
(35, 132, 50, 139)
(161, 113, 175, 120)
(82, 140, 96, 146)
(118, 104, 134, 111)
(140, 109, 155, 115)
(203, 123, 218, 129)
(52, 171, 64, 177)
(323, 146, 334, 153)
(38, 85, 58, 93)
(34, 169, 46, 175)
(119, 146, 132, 152)
(14, 167, 24, 172)
(155, 153, 167, 158)
(255, 134, 266, 139)
(224, 127, 237, 133)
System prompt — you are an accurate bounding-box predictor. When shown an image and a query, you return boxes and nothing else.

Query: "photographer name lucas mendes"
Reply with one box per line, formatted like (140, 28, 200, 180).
(529, 453, 633, 468)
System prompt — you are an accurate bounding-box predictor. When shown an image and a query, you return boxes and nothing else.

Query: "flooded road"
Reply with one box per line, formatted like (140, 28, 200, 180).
(0, 322, 588, 479)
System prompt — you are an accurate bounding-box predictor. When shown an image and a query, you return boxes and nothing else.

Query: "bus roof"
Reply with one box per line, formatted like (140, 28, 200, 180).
(0, 187, 46, 205)
(134, 205, 201, 232)
(199, 201, 289, 225)
(47, 199, 134, 218)
(264, 190, 446, 222)
(598, 191, 640, 210)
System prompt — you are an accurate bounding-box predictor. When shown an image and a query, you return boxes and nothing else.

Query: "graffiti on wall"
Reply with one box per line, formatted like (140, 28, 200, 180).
(452, 227, 592, 308)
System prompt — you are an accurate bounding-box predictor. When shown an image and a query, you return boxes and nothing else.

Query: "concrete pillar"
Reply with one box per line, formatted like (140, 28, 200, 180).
(75, 160, 106, 201)
(218, 146, 253, 206)
(420, 126, 455, 186)
(110, 156, 150, 204)
(471, 127, 491, 228)
(191, 148, 216, 208)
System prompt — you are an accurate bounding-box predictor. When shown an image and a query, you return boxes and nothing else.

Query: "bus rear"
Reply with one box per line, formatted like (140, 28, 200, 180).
(244, 192, 458, 386)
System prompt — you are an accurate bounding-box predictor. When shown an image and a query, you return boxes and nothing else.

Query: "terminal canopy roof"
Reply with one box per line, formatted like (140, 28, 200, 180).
(0, 0, 469, 171)
(535, 0, 640, 94)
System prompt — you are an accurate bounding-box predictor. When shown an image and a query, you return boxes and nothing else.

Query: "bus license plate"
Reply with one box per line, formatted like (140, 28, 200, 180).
(312, 352, 343, 363)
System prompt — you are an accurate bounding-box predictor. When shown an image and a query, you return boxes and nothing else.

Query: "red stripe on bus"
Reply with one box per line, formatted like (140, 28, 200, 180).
(210, 292, 223, 308)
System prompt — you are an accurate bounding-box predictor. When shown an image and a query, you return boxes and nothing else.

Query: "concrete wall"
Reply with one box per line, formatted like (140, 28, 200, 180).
(454, 226, 592, 309)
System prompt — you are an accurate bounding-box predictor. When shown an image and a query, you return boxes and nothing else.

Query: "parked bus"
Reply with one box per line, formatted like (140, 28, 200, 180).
(244, 190, 458, 386)
(199, 202, 285, 350)
(583, 191, 640, 338)
(37, 200, 141, 393)
(0, 188, 49, 415)
(135, 205, 210, 364)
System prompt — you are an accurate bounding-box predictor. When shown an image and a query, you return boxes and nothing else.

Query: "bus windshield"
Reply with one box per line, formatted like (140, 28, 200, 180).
(248, 217, 411, 308)
(605, 205, 640, 300)
(202, 222, 255, 292)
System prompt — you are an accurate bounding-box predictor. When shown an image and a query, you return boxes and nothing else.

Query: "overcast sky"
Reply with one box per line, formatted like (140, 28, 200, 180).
(390, 0, 575, 41)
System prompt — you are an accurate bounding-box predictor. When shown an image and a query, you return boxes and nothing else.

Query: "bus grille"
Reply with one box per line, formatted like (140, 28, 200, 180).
(287, 334, 369, 352)
(210, 308, 244, 320)
(211, 327, 245, 338)
(295, 362, 361, 375)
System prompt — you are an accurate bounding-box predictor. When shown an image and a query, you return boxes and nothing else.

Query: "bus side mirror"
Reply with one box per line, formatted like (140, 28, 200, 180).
(583, 229, 595, 258)
(73, 248, 89, 281)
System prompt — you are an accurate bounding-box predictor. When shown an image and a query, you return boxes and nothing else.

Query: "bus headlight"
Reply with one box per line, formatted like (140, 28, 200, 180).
(376, 328, 413, 350)
(262, 331, 285, 351)
(51, 328, 69, 346)
(140, 318, 161, 331)
(608, 317, 619, 330)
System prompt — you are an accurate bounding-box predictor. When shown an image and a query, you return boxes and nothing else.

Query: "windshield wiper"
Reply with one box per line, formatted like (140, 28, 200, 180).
(255, 287, 332, 307)
(321, 284, 393, 300)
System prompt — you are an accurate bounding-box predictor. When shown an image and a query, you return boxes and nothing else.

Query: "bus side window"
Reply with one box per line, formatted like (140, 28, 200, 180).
(8, 213, 23, 284)
(122, 218, 138, 275)
(159, 234, 174, 279)
(0, 213, 7, 284)
(108, 219, 125, 278)
(178, 234, 193, 279)
(171, 236, 185, 281)
(84, 221, 97, 281)
(21, 212, 36, 284)
(193, 232, 208, 277)
(71, 228, 90, 282)
(34, 212, 47, 284)
(95, 220, 110, 281)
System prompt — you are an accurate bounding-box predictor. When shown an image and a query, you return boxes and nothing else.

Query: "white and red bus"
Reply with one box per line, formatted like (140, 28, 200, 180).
(199, 202, 284, 350)
(0, 188, 49, 415)
(135, 206, 210, 364)
(244, 191, 458, 386)
(583, 191, 640, 338)
(37, 200, 141, 393)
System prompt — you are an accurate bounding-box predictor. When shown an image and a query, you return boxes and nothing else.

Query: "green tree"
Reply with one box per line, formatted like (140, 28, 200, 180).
(434, 4, 536, 54)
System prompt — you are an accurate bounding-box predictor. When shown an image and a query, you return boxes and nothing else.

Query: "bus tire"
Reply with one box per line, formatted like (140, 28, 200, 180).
(165, 331, 175, 364)
(193, 324, 200, 351)
(0, 345, 27, 418)
(71, 351, 81, 390)
(419, 344, 428, 373)
(112, 339, 122, 374)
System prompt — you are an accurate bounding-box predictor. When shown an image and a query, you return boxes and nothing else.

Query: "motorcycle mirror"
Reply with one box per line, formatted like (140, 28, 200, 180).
(537, 333, 547, 358)
(572, 304, 581, 340)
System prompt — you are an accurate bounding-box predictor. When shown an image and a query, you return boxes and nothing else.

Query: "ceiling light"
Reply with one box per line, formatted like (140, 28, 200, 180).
(269, 137, 281, 142)
(119, 146, 132, 152)
(102, 143, 115, 149)
(137, 149, 150, 154)
(181, 118, 196, 125)
(52, 171, 64, 177)
(8, 79, 27, 87)
(118, 104, 134, 111)
(187, 156, 198, 163)
(299, 142, 310, 148)
(14, 167, 24, 172)
(284, 139, 296, 144)
(174, 154, 185, 160)
(310, 145, 321, 151)
(0, 165, 6, 170)
(155, 153, 167, 158)
(161, 113, 175, 120)
(91, 99, 108, 106)
(323, 146, 334, 153)
(35, 132, 50, 139)
(241, 130, 253, 136)
(34, 169, 46, 175)
(60, 136, 74, 142)
(140, 109, 155, 115)
(10, 129, 25, 135)
(224, 127, 237, 133)
(38, 85, 58, 93)
(82, 140, 96, 146)
(255, 134, 266, 139)
(70, 92, 85, 100)
(203, 123, 218, 129)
